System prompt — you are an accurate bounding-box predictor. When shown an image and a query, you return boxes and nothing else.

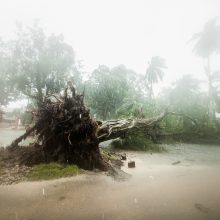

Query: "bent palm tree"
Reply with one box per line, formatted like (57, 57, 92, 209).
(190, 17, 220, 120)
(145, 56, 166, 98)
(191, 17, 220, 59)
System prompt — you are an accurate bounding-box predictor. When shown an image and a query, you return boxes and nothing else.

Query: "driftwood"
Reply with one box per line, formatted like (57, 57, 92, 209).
(128, 161, 135, 168)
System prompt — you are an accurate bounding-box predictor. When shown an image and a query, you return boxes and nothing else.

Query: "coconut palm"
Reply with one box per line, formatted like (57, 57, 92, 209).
(145, 56, 166, 98)
(191, 17, 220, 91)
(190, 17, 220, 120)
(191, 17, 220, 58)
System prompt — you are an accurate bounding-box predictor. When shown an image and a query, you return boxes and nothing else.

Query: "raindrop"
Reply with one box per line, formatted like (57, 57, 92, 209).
(149, 175, 154, 180)
(42, 188, 45, 196)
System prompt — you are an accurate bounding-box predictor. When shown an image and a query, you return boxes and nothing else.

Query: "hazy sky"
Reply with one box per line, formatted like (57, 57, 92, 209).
(0, 0, 220, 93)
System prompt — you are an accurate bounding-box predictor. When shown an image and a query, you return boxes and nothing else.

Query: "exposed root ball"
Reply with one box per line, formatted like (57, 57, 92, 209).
(11, 86, 109, 171)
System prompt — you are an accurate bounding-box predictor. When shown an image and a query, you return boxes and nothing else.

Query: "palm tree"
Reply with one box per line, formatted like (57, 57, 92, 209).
(191, 16, 220, 84)
(191, 17, 220, 58)
(190, 17, 220, 120)
(145, 56, 166, 98)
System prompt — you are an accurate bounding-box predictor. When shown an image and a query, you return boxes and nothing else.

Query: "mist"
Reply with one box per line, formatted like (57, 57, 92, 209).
(1, 1, 220, 220)
(1, 0, 220, 86)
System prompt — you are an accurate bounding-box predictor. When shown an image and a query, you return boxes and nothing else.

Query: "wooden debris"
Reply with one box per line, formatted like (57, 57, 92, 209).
(128, 161, 135, 168)
(121, 154, 127, 160)
(97, 112, 197, 144)
(172, 161, 181, 165)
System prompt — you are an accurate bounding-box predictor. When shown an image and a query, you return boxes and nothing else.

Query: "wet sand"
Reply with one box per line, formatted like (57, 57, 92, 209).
(0, 144, 220, 220)
(0, 128, 27, 146)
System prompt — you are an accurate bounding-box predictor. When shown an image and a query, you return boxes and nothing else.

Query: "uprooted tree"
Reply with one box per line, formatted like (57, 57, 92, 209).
(9, 84, 197, 171)
(10, 83, 110, 171)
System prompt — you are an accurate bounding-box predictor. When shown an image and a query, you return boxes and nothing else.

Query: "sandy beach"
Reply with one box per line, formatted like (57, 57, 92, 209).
(1, 144, 220, 220)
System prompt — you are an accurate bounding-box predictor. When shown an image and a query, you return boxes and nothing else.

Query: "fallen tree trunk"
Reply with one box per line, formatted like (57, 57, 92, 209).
(9, 111, 168, 169)
(97, 112, 168, 143)
(8, 84, 197, 170)
(97, 111, 198, 143)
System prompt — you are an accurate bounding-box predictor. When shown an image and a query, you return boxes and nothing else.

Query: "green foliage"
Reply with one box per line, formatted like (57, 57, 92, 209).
(85, 65, 141, 120)
(145, 56, 167, 98)
(111, 136, 165, 152)
(190, 17, 220, 124)
(159, 75, 208, 132)
(0, 76, 9, 106)
(1, 18, 220, 142)
(158, 74, 220, 134)
(85, 64, 161, 120)
(27, 163, 80, 180)
(0, 39, 15, 106)
(3, 22, 81, 105)
(190, 17, 220, 58)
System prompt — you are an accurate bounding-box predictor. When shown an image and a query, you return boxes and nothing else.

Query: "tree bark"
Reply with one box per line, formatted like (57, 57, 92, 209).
(97, 112, 167, 143)
(8, 91, 197, 171)
(97, 112, 197, 143)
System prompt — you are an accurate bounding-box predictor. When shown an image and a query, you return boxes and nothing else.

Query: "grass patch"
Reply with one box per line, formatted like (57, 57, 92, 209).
(27, 163, 80, 180)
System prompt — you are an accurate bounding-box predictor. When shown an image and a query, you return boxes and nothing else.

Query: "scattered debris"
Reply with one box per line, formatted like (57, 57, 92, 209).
(128, 161, 135, 168)
(172, 161, 181, 165)
(194, 203, 210, 213)
(58, 196, 66, 201)
(121, 154, 127, 160)
(107, 168, 131, 181)
(0, 165, 31, 185)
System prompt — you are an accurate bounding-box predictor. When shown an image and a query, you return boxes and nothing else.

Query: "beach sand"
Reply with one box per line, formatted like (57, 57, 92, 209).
(0, 144, 220, 220)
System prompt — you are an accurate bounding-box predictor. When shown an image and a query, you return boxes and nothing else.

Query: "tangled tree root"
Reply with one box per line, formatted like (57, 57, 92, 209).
(10, 85, 109, 171)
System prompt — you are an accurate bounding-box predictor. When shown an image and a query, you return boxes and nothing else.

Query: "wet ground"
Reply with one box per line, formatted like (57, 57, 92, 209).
(0, 143, 220, 220)
(0, 128, 27, 146)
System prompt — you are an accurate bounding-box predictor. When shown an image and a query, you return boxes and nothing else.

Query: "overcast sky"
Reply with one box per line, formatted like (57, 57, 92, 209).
(1, 0, 220, 97)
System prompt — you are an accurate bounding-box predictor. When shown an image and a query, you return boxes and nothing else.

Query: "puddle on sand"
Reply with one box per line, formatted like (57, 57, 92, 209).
(1, 144, 220, 220)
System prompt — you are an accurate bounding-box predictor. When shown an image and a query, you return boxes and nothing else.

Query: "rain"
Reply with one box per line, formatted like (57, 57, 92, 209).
(0, 0, 220, 220)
